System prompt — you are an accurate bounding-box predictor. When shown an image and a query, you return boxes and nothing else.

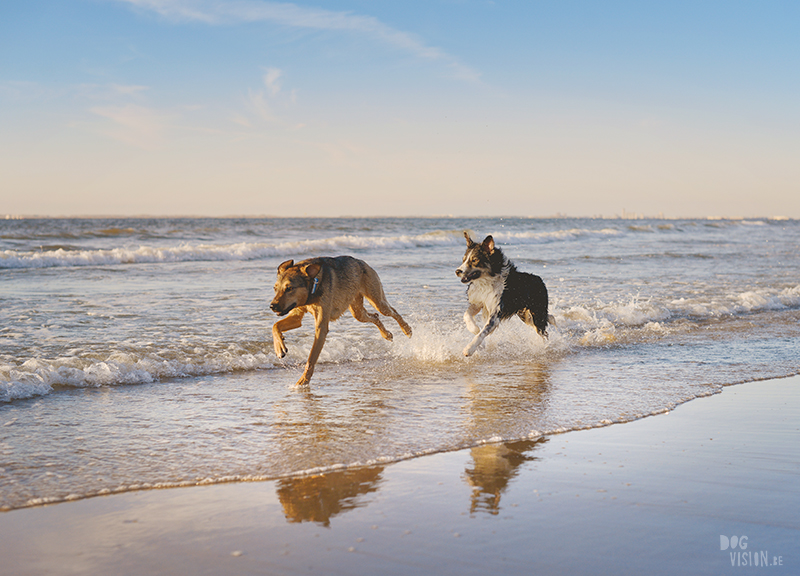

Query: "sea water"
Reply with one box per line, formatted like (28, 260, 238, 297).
(1, 217, 798, 510)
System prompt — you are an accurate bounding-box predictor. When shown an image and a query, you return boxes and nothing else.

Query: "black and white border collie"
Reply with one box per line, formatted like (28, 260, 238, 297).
(455, 232, 549, 356)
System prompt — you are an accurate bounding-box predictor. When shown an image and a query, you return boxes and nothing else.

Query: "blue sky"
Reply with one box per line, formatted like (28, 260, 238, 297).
(1, 0, 798, 217)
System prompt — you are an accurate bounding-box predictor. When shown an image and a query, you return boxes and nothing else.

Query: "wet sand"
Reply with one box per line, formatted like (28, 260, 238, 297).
(2, 376, 798, 575)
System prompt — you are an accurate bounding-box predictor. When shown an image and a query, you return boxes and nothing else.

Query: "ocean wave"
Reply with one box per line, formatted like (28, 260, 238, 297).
(0, 322, 542, 402)
(0, 346, 278, 402)
(0, 312, 557, 402)
(551, 283, 800, 346)
(0, 228, 622, 269)
(667, 284, 800, 318)
(4, 282, 797, 402)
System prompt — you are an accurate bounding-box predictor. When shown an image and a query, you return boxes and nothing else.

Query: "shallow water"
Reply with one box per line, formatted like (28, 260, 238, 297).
(1, 217, 799, 509)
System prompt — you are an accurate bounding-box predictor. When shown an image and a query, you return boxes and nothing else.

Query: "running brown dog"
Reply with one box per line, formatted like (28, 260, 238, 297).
(270, 256, 412, 386)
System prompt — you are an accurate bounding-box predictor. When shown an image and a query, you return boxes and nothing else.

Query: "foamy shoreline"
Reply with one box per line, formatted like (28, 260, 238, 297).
(2, 375, 797, 575)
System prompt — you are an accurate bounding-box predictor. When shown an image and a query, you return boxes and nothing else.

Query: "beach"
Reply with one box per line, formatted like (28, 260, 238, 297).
(5, 1, 800, 572)
(2, 217, 799, 574)
(2, 375, 797, 575)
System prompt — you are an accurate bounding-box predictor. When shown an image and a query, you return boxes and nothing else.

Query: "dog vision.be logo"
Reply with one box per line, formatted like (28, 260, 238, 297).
(720, 535, 784, 568)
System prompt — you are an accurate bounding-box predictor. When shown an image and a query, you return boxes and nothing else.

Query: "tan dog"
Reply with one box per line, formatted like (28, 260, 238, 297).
(270, 256, 412, 386)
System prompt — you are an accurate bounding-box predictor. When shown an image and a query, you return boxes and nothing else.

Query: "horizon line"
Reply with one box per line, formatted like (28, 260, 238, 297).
(3, 214, 795, 221)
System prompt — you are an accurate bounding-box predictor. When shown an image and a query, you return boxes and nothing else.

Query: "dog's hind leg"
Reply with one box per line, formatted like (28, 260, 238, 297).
(272, 308, 305, 358)
(517, 309, 537, 329)
(517, 309, 548, 339)
(363, 285, 412, 337)
(350, 294, 394, 341)
(371, 297, 412, 337)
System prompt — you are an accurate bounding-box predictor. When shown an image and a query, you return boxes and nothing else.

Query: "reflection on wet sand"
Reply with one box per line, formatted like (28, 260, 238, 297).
(463, 438, 547, 515)
(462, 361, 552, 514)
(276, 467, 384, 526)
(274, 436, 548, 525)
(272, 389, 388, 526)
(464, 361, 552, 440)
(272, 361, 554, 524)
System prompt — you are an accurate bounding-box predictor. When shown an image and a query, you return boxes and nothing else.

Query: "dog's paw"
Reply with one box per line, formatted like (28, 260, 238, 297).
(295, 370, 312, 386)
(463, 346, 475, 357)
(295, 366, 313, 387)
(274, 340, 288, 358)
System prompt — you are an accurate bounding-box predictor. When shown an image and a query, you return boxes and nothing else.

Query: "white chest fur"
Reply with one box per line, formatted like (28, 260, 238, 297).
(467, 272, 506, 313)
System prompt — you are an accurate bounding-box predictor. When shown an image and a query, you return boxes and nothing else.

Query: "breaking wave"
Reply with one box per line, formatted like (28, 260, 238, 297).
(4, 282, 799, 403)
(0, 228, 623, 269)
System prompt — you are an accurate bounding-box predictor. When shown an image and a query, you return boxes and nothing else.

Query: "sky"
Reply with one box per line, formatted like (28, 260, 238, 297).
(1, 0, 799, 218)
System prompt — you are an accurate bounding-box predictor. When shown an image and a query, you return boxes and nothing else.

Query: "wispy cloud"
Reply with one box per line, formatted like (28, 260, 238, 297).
(241, 67, 296, 124)
(263, 67, 282, 96)
(117, 0, 480, 82)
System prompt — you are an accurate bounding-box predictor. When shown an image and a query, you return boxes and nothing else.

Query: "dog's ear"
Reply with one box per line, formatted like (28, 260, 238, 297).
(481, 235, 495, 254)
(278, 259, 294, 273)
(303, 262, 321, 279)
(464, 231, 476, 246)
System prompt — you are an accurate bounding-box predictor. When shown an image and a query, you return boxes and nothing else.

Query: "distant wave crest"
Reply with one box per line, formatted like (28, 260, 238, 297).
(0, 228, 621, 269)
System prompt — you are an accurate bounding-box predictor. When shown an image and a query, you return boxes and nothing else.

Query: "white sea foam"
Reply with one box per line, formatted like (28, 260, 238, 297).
(0, 227, 622, 269)
(0, 320, 540, 401)
(554, 283, 800, 341)
(5, 282, 798, 402)
(0, 347, 278, 402)
(666, 284, 800, 318)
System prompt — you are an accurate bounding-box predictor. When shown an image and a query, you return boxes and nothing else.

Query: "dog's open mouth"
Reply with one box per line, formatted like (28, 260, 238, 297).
(461, 271, 481, 283)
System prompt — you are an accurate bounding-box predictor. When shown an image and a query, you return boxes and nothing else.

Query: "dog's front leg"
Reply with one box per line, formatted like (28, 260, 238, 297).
(272, 309, 304, 358)
(463, 303, 482, 335)
(297, 314, 329, 386)
(463, 313, 500, 357)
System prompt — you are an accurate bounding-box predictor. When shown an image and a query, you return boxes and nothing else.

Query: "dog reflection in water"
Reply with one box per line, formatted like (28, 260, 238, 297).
(276, 467, 384, 526)
(464, 439, 545, 515)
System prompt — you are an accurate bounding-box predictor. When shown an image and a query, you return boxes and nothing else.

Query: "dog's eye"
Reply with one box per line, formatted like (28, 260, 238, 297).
(285, 286, 293, 292)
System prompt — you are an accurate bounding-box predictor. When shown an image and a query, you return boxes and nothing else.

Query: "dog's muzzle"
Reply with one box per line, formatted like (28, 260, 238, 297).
(270, 302, 296, 316)
(456, 268, 480, 283)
